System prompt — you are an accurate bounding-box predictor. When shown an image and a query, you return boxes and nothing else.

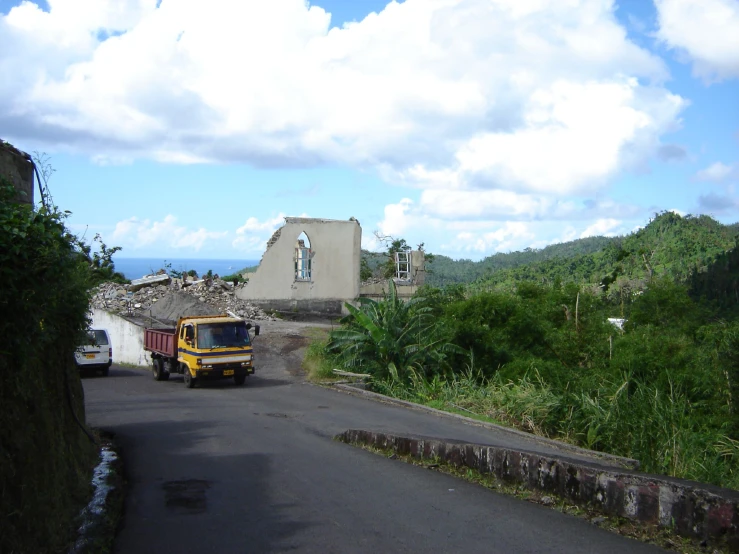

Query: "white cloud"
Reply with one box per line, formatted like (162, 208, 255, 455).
(361, 232, 382, 253)
(414, 188, 639, 222)
(111, 214, 227, 251)
(655, 0, 739, 82)
(404, 79, 683, 195)
(232, 213, 287, 253)
(377, 198, 415, 238)
(695, 161, 735, 182)
(0, 0, 681, 197)
(374, 196, 642, 257)
(443, 222, 536, 254)
(579, 218, 622, 238)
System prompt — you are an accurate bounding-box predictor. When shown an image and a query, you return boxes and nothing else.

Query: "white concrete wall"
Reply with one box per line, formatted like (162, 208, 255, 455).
(91, 308, 150, 366)
(237, 217, 361, 303)
(359, 281, 421, 299)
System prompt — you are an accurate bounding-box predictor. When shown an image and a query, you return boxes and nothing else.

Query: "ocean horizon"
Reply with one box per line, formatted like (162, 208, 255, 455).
(113, 257, 260, 280)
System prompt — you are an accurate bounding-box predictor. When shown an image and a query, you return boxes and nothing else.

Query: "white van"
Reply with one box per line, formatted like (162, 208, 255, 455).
(75, 329, 112, 376)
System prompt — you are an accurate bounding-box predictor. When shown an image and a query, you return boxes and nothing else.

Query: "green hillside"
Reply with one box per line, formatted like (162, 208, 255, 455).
(363, 213, 739, 292)
(427, 235, 612, 286)
(361, 235, 613, 285)
(470, 212, 739, 294)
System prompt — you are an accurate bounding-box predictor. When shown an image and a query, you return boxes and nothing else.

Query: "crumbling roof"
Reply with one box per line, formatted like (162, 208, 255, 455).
(284, 217, 360, 225)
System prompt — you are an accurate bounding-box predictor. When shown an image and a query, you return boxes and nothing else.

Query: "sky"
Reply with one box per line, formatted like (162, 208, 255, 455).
(1, 0, 738, 261)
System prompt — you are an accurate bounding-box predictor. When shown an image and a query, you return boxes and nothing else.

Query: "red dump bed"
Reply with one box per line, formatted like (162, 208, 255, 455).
(144, 327, 177, 357)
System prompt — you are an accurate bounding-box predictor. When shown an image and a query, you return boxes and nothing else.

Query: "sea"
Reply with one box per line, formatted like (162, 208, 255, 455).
(113, 257, 260, 281)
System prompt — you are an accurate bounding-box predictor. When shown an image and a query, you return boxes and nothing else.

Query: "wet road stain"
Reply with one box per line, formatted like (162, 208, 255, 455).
(163, 479, 211, 515)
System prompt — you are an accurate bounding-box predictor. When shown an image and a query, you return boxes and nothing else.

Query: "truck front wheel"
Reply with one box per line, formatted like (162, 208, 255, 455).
(234, 374, 246, 386)
(182, 364, 196, 388)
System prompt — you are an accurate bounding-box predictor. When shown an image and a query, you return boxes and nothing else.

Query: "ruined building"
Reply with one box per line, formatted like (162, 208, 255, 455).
(236, 217, 362, 315)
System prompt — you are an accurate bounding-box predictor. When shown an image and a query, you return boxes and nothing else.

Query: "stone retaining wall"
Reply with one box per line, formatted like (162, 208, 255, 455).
(337, 430, 739, 551)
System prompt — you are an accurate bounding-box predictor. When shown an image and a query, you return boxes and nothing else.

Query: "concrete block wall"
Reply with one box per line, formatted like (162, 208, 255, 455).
(337, 430, 739, 550)
(91, 308, 150, 366)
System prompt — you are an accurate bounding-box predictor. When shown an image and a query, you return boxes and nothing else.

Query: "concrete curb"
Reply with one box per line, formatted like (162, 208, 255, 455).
(331, 383, 639, 470)
(336, 429, 739, 551)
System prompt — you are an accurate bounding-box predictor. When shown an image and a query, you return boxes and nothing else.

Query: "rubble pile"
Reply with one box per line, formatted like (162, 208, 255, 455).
(91, 275, 276, 322)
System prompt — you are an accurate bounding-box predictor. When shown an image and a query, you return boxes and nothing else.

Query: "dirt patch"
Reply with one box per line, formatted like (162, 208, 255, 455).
(253, 320, 333, 379)
(279, 334, 310, 355)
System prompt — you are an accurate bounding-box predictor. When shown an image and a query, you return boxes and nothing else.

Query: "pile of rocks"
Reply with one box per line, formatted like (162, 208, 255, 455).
(90, 275, 276, 322)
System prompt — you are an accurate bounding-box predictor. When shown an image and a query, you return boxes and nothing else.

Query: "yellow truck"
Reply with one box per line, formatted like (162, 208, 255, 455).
(144, 314, 259, 388)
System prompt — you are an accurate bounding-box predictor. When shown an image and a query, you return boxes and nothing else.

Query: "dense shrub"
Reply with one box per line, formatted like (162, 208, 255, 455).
(325, 275, 739, 489)
(0, 180, 97, 553)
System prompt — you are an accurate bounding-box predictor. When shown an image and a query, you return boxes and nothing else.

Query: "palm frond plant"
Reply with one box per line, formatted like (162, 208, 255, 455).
(327, 280, 464, 383)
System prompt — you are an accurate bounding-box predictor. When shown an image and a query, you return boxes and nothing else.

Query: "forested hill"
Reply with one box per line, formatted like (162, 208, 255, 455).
(470, 212, 739, 291)
(362, 212, 739, 289)
(425, 236, 612, 286)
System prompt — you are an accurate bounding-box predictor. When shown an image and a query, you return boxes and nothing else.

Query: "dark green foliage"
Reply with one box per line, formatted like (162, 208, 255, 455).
(472, 212, 738, 292)
(0, 179, 97, 553)
(426, 236, 613, 286)
(77, 233, 128, 285)
(359, 256, 373, 281)
(690, 238, 739, 313)
(361, 236, 612, 285)
(327, 280, 462, 382)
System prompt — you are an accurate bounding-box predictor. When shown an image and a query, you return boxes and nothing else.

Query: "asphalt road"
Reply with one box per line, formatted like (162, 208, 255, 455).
(82, 320, 665, 554)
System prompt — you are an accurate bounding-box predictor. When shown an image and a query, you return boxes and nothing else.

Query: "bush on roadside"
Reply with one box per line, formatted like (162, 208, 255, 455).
(0, 179, 98, 553)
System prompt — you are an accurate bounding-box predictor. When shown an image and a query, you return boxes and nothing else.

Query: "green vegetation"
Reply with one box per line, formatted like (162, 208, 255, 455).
(79, 233, 128, 285)
(327, 280, 462, 382)
(0, 152, 128, 553)
(361, 235, 611, 285)
(302, 327, 339, 380)
(0, 177, 99, 553)
(223, 262, 260, 284)
(320, 213, 739, 490)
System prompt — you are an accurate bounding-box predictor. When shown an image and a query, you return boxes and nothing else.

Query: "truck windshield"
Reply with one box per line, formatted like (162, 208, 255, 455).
(197, 322, 251, 349)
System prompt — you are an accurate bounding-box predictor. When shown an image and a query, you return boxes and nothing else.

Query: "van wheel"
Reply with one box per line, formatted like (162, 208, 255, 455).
(234, 375, 246, 386)
(101, 367, 109, 377)
(183, 364, 196, 388)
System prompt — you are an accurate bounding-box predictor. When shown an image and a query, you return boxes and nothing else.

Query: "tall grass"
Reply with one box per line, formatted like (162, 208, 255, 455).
(373, 367, 739, 489)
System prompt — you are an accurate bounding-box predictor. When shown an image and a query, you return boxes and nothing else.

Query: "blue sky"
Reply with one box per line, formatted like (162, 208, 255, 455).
(1, 0, 737, 261)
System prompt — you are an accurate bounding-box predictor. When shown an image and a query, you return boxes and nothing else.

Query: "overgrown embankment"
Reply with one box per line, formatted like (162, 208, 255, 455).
(0, 178, 97, 553)
(314, 214, 739, 492)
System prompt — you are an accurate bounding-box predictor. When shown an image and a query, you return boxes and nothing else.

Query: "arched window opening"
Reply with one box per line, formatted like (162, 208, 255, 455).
(294, 232, 312, 281)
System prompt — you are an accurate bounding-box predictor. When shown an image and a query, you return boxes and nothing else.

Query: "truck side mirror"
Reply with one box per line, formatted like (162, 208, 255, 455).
(254, 325, 260, 336)
(245, 323, 252, 330)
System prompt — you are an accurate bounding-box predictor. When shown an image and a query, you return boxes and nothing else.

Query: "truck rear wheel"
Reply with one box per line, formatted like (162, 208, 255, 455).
(152, 358, 169, 381)
(234, 374, 246, 386)
(182, 364, 196, 388)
